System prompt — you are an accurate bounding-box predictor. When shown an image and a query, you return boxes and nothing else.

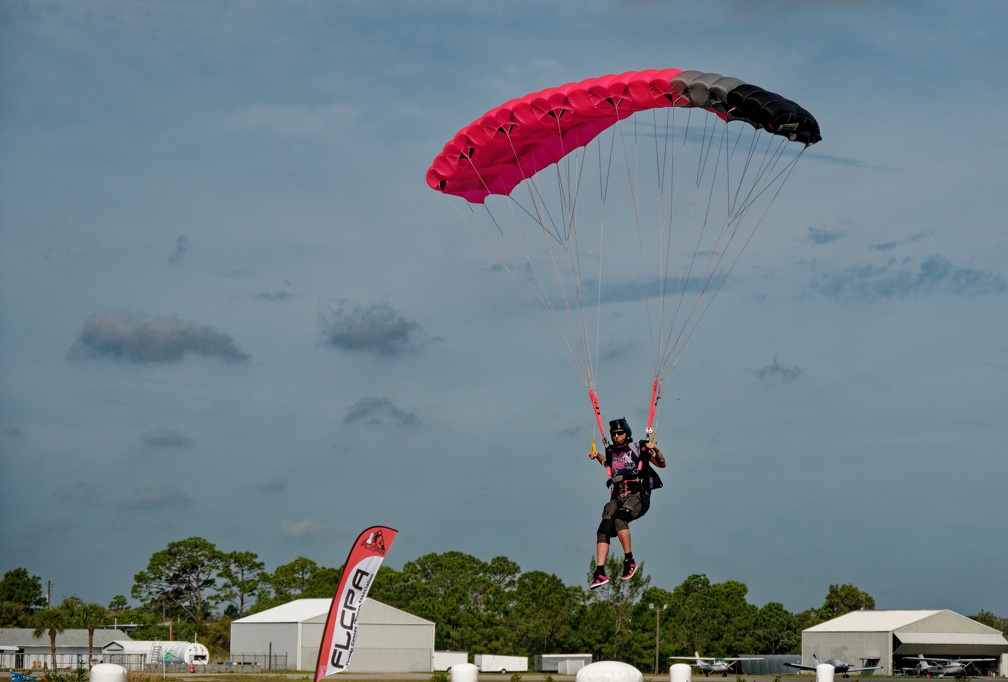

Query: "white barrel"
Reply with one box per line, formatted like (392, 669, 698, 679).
(671, 663, 693, 682)
(90, 664, 127, 682)
(816, 663, 835, 682)
(451, 662, 479, 682)
(576, 661, 643, 682)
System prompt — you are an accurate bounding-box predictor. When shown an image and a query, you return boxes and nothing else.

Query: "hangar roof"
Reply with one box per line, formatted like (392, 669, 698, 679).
(806, 610, 944, 632)
(234, 597, 432, 626)
(805, 610, 1007, 657)
(234, 598, 330, 623)
(0, 628, 131, 649)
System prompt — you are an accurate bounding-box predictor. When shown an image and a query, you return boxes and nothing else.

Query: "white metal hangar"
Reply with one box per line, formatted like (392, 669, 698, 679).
(230, 597, 435, 673)
(797, 610, 1007, 676)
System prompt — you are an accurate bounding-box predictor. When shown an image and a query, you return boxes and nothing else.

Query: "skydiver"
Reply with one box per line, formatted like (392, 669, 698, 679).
(588, 417, 666, 589)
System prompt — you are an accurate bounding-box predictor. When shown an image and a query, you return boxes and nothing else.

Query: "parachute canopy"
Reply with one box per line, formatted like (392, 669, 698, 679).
(426, 69, 819, 435)
(427, 69, 820, 203)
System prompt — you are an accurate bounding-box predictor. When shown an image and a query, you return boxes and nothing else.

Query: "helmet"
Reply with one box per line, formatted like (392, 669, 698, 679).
(609, 418, 632, 442)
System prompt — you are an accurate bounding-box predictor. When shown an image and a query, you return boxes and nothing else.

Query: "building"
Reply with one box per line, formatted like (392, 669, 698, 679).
(798, 610, 1008, 676)
(0, 628, 131, 670)
(230, 597, 435, 673)
(103, 640, 210, 668)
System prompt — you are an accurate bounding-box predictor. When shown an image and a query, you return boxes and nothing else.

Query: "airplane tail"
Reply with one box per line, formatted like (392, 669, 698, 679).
(695, 652, 703, 665)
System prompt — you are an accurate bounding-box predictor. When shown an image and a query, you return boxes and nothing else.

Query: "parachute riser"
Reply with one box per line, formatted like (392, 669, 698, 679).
(645, 377, 662, 441)
(589, 380, 662, 449)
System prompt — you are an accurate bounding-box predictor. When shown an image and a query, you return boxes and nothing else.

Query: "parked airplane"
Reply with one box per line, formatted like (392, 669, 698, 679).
(785, 654, 883, 678)
(901, 654, 996, 678)
(669, 652, 764, 677)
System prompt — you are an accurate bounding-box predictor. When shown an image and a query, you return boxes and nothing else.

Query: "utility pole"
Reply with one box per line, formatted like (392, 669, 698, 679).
(649, 603, 667, 675)
(47, 581, 53, 607)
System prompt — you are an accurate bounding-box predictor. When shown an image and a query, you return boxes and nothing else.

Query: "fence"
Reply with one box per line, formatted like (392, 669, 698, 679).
(226, 653, 288, 671)
(1, 652, 288, 673)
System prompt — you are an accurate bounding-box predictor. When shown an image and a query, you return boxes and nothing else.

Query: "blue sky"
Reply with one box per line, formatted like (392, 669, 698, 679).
(2, 0, 1007, 618)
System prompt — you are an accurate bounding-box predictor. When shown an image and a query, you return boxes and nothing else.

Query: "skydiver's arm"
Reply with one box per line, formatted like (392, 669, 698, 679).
(643, 443, 667, 468)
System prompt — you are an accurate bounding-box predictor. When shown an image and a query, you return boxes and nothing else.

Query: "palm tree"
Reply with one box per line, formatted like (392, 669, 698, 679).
(64, 597, 108, 668)
(32, 607, 68, 670)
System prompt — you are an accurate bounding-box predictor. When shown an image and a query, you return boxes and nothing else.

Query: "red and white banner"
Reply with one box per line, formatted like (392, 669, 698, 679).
(314, 526, 397, 681)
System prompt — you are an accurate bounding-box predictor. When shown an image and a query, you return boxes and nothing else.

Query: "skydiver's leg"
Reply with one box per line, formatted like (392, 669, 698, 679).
(616, 527, 631, 553)
(591, 501, 618, 588)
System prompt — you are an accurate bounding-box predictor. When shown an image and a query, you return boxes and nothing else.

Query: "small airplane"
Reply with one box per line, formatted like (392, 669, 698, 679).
(785, 653, 883, 678)
(902, 654, 996, 678)
(669, 652, 764, 677)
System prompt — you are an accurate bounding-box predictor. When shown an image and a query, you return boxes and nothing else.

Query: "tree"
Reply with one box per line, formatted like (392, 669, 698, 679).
(508, 571, 582, 655)
(107, 595, 128, 615)
(753, 602, 801, 654)
(586, 554, 651, 660)
(62, 596, 108, 667)
(32, 606, 68, 670)
(266, 557, 318, 600)
(664, 574, 760, 657)
(819, 583, 875, 622)
(218, 551, 264, 618)
(383, 551, 516, 652)
(0, 567, 46, 627)
(132, 537, 224, 623)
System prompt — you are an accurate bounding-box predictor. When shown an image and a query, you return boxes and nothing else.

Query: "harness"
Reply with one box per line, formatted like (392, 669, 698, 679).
(605, 441, 664, 500)
(605, 442, 644, 499)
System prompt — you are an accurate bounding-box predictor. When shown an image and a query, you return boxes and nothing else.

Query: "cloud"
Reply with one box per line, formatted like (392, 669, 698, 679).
(224, 102, 358, 139)
(70, 310, 250, 364)
(755, 355, 804, 381)
(168, 235, 191, 264)
(56, 482, 103, 506)
(281, 517, 327, 540)
(343, 396, 419, 429)
(809, 227, 844, 246)
(255, 477, 287, 493)
(141, 427, 196, 449)
(255, 291, 293, 302)
(870, 231, 931, 253)
(319, 301, 425, 358)
(814, 254, 1008, 299)
(117, 486, 194, 511)
(2, 426, 24, 437)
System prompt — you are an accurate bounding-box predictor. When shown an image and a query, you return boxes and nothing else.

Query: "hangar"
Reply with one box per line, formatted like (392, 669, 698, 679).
(0, 627, 131, 669)
(797, 610, 1007, 676)
(230, 597, 435, 673)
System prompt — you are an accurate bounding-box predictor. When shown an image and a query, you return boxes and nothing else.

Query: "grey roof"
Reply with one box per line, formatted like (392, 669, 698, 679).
(234, 597, 433, 627)
(807, 609, 1006, 641)
(0, 628, 131, 649)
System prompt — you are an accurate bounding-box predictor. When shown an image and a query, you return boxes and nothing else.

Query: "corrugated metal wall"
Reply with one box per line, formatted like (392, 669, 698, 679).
(230, 621, 300, 668)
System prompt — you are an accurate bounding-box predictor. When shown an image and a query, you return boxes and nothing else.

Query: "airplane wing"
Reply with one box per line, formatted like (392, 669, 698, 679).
(845, 666, 883, 673)
(726, 658, 764, 661)
(784, 663, 817, 672)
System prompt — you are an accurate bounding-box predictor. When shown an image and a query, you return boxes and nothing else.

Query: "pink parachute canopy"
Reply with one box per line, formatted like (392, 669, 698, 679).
(427, 68, 820, 203)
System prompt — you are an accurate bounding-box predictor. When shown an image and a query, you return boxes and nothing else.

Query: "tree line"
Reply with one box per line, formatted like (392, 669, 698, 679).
(3, 537, 1007, 673)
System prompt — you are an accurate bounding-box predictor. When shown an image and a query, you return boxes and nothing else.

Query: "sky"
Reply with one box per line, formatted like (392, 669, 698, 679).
(2, 0, 1007, 620)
